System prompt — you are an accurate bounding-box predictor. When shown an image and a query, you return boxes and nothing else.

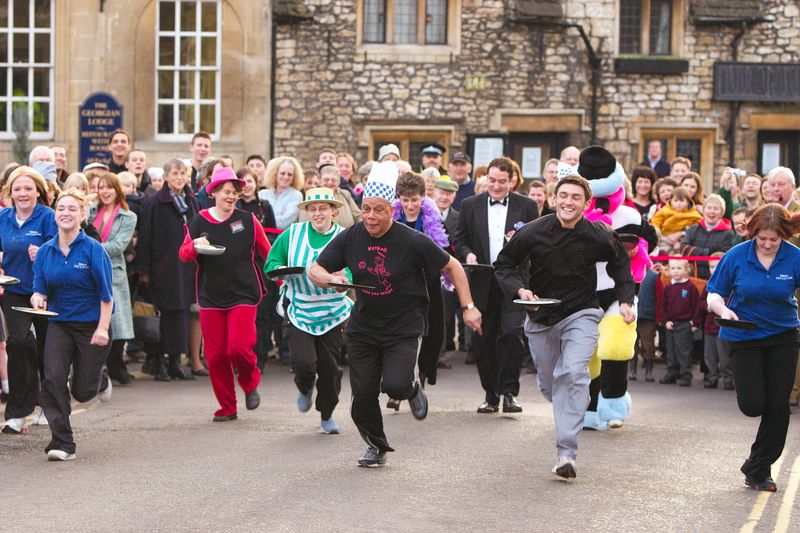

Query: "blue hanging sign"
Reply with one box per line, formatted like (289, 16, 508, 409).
(78, 92, 123, 170)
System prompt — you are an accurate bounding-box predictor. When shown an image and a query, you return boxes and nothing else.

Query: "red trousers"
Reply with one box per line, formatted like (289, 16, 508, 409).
(199, 305, 261, 416)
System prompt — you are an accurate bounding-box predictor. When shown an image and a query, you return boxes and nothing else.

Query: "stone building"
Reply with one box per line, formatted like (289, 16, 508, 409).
(273, 0, 800, 187)
(0, 1, 272, 170)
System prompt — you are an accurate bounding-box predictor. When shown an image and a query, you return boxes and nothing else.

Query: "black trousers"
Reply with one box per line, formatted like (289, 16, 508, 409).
(730, 331, 800, 482)
(419, 279, 444, 385)
(348, 334, 420, 452)
(587, 360, 629, 411)
(40, 321, 110, 454)
(476, 283, 525, 404)
(2, 292, 49, 420)
(284, 321, 343, 420)
(444, 289, 464, 350)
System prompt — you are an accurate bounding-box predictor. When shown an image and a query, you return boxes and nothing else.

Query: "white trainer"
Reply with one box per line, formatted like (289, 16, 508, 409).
(32, 407, 48, 426)
(551, 456, 577, 479)
(98, 380, 113, 403)
(47, 449, 76, 461)
(1, 417, 27, 434)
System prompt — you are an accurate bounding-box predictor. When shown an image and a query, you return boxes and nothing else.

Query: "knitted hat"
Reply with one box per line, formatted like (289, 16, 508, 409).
(378, 143, 400, 162)
(206, 166, 245, 194)
(297, 187, 344, 211)
(578, 146, 616, 181)
(32, 161, 57, 182)
(362, 161, 398, 203)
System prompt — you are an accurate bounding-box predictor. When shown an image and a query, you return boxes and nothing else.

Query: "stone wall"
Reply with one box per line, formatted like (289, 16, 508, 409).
(273, 0, 800, 185)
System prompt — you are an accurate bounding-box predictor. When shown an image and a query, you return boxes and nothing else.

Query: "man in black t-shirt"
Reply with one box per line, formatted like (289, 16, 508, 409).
(310, 161, 482, 468)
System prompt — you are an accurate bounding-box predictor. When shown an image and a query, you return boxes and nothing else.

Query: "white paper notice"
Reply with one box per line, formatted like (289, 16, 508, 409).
(521, 147, 542, 178)
(761, 143, 781, 174)
(473, 138, 504, 167)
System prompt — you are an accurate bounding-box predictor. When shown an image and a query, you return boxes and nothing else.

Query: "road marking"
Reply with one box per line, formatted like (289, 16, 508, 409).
(773, 453, 800, 533)
(740, 455, 784, 533)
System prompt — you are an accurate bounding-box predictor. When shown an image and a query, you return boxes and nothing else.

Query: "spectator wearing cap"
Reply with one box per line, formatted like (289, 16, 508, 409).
(434, 177, 464, 354)
(420, 143, 448, 176)
(32, 161, 59, 206)
(378, 144, 400, 163)
(449, 151, 474, 211)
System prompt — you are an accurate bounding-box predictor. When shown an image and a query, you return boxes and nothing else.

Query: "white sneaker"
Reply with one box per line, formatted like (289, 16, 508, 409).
(47, 449, 76, 461)
(1, 417, 26, 434)
(607, 419, 624, 429)
(98, 380, 113, 403)
(32, 407, 48, 426)
(551, 456, 577, 479)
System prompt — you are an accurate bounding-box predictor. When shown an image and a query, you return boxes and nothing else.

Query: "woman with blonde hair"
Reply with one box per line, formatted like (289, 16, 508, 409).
(32, 188, 114, 460)
(0, 166, 57, 434)
(259, 156, 304, 229)
(92, 173, 137, 384)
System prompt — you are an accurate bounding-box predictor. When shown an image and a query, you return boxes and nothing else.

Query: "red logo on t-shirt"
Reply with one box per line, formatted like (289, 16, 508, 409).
(364, 246, 392, 296)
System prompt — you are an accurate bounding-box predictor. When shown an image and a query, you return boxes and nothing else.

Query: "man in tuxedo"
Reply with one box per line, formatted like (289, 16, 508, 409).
(455, 156, 539, 413)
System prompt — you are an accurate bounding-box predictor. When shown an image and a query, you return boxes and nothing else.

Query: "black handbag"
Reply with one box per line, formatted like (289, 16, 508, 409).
(133, 301, 161, 344)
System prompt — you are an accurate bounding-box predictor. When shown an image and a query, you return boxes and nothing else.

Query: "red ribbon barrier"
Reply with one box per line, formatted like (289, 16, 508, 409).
(651, 255, 720, 261)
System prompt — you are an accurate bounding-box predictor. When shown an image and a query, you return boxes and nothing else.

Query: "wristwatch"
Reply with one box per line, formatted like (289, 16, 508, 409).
(461, 302, 475, 311)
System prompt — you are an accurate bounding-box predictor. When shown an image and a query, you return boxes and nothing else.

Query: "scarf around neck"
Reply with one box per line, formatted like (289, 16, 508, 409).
(92, 204, 121, 243)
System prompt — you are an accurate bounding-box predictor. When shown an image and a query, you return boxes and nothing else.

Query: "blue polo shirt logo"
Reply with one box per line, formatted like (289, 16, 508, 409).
(25, 230, 41, 237)
(74, 262, 90, 270)
(776, 274, 792, 281)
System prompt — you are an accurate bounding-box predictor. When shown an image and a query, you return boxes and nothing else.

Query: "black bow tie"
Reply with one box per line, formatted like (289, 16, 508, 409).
(489, 197, 508, 207)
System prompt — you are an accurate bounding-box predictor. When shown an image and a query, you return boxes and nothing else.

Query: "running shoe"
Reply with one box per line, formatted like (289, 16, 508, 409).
(551, 456, 577, 479)
(297, 389, 313, 413)
(32, 406, 48, 426)
(745, 475, 777, 492)
(47, 449, 76, 461)
(320, 417, 339, 434)
(245, 389, 260, 410)
(1, 417, 26, 434)
(386, 398, 401, 411)
(98, 380, 113, 403)
(408, 384, 428, 420)
(357, 446, 387, 467)
(212, 412, 238, 422)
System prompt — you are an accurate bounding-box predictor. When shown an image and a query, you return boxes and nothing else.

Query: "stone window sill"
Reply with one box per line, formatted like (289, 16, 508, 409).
(356, 43, 459, 63)
(614, 56, 690, 75)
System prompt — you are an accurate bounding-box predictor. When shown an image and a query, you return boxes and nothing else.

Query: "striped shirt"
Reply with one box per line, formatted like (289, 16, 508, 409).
(282, 221, 353, 335)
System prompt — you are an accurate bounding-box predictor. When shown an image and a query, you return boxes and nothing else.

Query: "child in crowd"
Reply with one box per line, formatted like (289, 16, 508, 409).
(731, 206, 750, 246)
(647, 177, 678, 220)
(651, 187, 703, 253)
(658, 259, 700, 386)
(697, 252, 733, 390)
(630, 265, 659, 382)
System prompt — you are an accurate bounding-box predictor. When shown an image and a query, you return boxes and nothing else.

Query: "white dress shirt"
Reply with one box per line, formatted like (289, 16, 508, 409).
(487, 196, 508, 264)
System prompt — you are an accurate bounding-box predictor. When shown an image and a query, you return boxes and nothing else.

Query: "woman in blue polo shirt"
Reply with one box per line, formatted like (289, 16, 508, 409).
(707, 204, 800, 492)
(0, 166, 57, 435)
(31, 189, 114, 461)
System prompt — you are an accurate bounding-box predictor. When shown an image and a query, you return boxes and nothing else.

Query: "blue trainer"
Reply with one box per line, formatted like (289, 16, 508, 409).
(320, 417, 340, 434)
(297, 389, 313, 412)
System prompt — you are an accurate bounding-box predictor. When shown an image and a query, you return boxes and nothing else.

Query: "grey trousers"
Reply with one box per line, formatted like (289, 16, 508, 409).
(704, 334, 732, 382)
(524, 308, 603, 459)
(665, 321, 693, 380)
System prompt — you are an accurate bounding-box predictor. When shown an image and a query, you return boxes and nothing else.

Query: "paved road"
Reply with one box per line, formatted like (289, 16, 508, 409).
(2, 352, 799, 532)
